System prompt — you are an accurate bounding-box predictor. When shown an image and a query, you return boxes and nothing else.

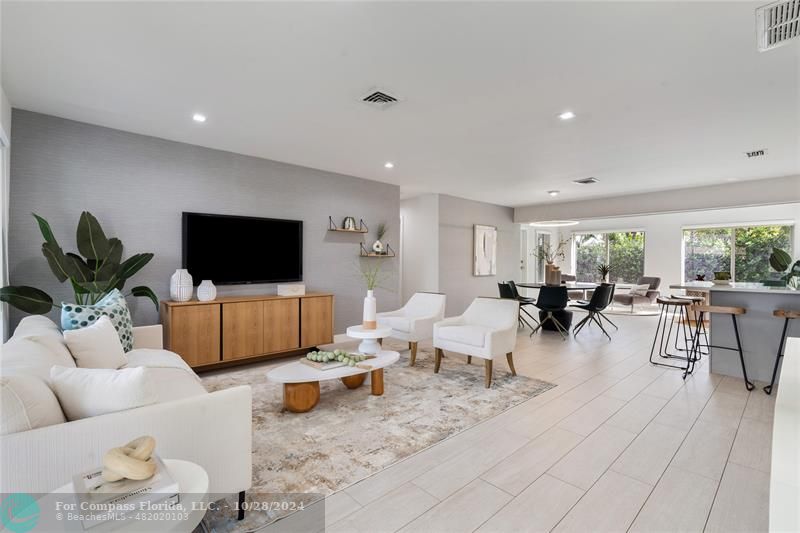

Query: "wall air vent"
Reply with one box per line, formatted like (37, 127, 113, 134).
(757, 0, 800, 51)
(361, 88, 400, 110)
(745, 149, 769, 158)
(573, 177, 599, 184)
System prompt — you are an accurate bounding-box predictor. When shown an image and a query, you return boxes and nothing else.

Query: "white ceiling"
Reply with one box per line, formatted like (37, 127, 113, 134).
(3, 1, 799, 207)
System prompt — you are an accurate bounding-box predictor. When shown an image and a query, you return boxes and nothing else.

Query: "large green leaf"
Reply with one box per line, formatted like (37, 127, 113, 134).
(118, 253, 153, 280)
(32, 213, 57, 246)
(770, 248, 793, 272)
(95, 260, 119, 281)
(131, 285, 159, 310)
(105, 238, 123, 267)
(0, 286, 54, 314)
(76, 211, 110, 260)
(41, 242, 79, 282)
(66, 253, 93, 282)
(74, 280, 112, 294)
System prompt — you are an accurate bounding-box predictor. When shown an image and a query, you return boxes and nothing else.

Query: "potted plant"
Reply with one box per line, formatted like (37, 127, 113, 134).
(531, 238, 570, 286)
(357, 261, 389, 329)
(372, 223, 387, 254)
(597, 263, 611, 283)
(712, 271, 731, 285)
(0, 212, 158, 314)
(770, 248, 800, 289)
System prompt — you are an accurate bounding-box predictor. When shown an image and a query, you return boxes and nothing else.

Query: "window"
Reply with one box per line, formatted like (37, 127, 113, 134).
(682, 224, 793, 282)
(574, 231, 645, 283)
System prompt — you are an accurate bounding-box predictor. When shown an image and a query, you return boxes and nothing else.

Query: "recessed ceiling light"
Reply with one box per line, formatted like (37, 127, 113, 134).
(384, 162, 395, 169)
(548, 190, 560, 197)
(558, 111, 576, 120)
(192, 113, 207, 123)
(529, 220, 580, 227)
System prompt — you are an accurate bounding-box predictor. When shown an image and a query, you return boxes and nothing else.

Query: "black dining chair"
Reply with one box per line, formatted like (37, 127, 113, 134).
(571, 284, 615, 340)
(498, 282, 536, 330)
(508, 281, 540, 326)
(597, 283, 619, 331)
(531, 286, 570, 340)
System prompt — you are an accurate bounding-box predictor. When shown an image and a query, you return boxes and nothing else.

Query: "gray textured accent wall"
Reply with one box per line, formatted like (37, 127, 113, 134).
(438, 194, 519, 315)
(9, 110, 400, 332)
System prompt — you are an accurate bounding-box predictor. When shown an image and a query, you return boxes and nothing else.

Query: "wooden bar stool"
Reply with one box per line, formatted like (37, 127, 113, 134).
(650, 297, 695, 375)
(691, 305, 754, 391)
(764, 309, 800, 395)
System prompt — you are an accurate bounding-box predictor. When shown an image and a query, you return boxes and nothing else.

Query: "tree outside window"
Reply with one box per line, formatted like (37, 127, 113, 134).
(574, 231, 645, 283)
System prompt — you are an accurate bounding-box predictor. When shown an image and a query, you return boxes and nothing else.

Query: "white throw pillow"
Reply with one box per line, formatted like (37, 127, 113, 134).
(629, 284, 651, 297)
(49, 366, 156, 421)
(0, 375, 66, 435)
(63, 316, 127, 369)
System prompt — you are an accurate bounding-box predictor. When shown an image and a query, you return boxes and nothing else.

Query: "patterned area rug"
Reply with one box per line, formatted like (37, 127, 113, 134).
(199, 340, 555, 531)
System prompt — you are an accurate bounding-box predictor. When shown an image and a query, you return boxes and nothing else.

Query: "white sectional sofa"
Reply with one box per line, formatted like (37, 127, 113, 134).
(0, 315, 252, 498)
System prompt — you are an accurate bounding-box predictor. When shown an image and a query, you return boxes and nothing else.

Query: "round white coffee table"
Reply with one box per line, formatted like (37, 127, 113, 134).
(267, 350, 400, 412)
(346, 325, 392, 355)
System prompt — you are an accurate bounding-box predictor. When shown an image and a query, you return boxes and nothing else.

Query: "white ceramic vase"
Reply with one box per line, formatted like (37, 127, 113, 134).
(170, 269, 193, 302)
(363, 289, 377, 329)
(372, 240, 384, 254)
(197, 280, 217, 302)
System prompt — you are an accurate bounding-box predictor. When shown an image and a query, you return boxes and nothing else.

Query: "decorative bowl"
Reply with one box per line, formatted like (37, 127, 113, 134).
(711, 279, 731, 285)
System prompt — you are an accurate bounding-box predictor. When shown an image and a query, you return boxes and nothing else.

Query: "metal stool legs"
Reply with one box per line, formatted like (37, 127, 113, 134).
(764, 317, 790, 395)
(649, 300, 694, 376)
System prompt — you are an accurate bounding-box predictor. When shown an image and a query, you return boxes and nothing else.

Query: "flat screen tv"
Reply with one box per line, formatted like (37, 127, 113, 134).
(182, 212, 303, 285)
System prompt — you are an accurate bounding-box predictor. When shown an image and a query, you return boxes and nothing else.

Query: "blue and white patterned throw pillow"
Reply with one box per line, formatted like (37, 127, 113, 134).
(61, 289, 135, 352)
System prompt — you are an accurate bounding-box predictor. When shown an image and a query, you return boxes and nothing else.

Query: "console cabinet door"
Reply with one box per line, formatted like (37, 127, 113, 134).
(222, 302, 264, 360)
(263, 299, 300, 353)
(166, 304, 221, 366)
(300, 296, 333, 347)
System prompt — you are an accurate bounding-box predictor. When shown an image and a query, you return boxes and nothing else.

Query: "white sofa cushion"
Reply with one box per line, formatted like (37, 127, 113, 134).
(49, 366, 157, 421)
(1, 336, 76, 380)
(436, 325, 490, 348)
(377, 315, 412, 333)
(13, 315, 64, 338)
(63, 316, 127, 369)
(0, 375, 66, 435)
(124, 348, 206, 403)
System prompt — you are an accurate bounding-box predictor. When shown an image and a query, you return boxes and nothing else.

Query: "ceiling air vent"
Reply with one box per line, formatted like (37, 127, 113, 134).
(361, 88, 399, 110)
(757, 0, 800, 51)
(573, 177, 599, 184)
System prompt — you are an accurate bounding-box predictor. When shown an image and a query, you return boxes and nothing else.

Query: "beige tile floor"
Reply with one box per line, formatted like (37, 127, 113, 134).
(268, 313, 775, 532)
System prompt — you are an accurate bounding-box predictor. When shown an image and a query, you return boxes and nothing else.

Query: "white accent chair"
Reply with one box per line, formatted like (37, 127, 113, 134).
(433, 297, 520, 388)
(377, 292, 446, 366)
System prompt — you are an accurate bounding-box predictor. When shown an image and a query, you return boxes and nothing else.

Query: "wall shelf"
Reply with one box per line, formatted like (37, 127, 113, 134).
(360, 242, 396, 258)
(328, 216, 368, 233)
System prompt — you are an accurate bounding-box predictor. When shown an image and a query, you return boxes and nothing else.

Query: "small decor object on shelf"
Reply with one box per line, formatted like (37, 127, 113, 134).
(197, 280, 217, 302)
(695, 274, 706, 281)
(712, 271, 731, 285)
(343, 216, 357, 231)
(170, 269, 193, 301)
(372, 223, 387, 254)
(597, 263, 611, 283)
(473, 224, 497, 276)
(770, 247, 800, 289)
(0, 211, 158, 316)
(102, 435, 157, 482)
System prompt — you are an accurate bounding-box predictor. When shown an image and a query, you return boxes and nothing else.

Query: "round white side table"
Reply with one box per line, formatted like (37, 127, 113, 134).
(50, 459, 208, 532)
(346, 325, 392, 354)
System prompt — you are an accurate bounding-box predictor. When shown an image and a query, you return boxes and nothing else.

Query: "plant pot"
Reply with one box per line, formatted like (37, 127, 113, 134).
(372, 240, 384, 254)
(197, 280, 217, 302)
(545, 263, 561, 286)
(170, 269, 193, 302)
(363, 289, 377, 329)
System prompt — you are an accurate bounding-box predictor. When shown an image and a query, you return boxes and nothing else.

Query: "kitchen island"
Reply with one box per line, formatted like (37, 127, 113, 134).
(670, 282, 799, 383)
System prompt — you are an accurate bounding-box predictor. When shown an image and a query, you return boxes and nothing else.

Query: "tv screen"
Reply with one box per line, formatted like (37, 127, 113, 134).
(182, 212, 303, 285)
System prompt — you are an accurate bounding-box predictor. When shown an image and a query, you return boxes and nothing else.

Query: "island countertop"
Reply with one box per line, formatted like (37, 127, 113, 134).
(669, 281, 799, 296)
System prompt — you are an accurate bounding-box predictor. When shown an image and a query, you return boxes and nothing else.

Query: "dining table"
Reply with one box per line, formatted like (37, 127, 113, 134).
(516, 281, 599, 300)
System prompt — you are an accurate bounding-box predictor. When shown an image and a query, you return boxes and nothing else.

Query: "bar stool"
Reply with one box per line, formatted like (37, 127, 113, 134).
(650, 297, 695, 376)
(764, 309, 800, 395)
(690, 305, 754, 391)
(673, 294, 709, 357)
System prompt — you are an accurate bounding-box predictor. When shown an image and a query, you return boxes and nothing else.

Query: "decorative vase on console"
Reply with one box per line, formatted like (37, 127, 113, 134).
(197, 280, 217, 302)
(170, 269, 193, 302)
(545, 263, 561, 286)
(363, 289, 377, 329)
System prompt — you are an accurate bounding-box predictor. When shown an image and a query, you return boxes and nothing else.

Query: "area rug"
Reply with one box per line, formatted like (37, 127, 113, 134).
(603, 304, 660, 316)
(198, 340, 555, 531)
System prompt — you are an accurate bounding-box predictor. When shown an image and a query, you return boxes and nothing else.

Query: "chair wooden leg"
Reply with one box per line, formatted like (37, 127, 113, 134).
(434, 348, 443, 373)
(484, 359, 493, 388)
(467, 356, 472, 365)
(409, 342, 418, 366)
(378, 338, 383, 346)
(506, 352, 516, 376)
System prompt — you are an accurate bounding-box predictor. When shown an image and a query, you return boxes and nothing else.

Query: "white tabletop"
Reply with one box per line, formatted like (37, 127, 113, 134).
(346, 325, 392, 339)
(267, 350, 400, 383)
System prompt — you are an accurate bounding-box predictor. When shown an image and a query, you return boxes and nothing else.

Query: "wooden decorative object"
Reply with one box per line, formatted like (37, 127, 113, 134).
(341, 374, 366, 389)
(370, 369, 384, 395)
(283, 382, 320, 413)
(102, 436, 157, 482)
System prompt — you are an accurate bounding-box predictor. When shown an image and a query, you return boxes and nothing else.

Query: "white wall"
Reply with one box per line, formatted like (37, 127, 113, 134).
(555, 203, 800, 291)
(400, 194, 439, 301)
